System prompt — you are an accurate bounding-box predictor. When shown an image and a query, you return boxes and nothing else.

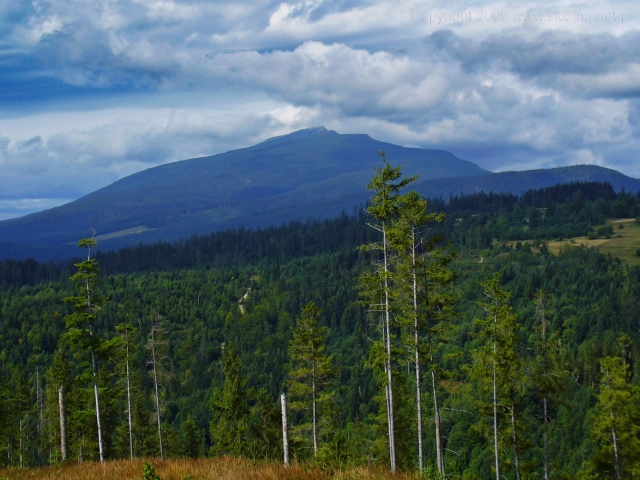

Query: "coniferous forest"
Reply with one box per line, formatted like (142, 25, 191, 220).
(1, 157, 640, 479)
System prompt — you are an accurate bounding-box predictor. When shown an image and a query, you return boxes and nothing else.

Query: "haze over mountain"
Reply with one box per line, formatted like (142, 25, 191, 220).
(1, 127, 639, 260)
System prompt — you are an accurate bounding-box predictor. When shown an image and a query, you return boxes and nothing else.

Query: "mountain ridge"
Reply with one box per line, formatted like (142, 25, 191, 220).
(1, 128, 638, 260)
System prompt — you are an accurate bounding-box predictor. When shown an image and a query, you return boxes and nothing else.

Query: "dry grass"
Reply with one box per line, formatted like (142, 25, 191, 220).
(0, 458, 421, 480)
(545, 218, 640, 266)
(501, 218, 640, 266)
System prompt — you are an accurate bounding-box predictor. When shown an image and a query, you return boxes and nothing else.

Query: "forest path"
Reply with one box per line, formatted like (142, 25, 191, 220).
(238, 276, 259, 314)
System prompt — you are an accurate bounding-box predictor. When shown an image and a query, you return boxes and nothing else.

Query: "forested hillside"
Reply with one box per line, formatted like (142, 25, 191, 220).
(1, 177, 640, 478)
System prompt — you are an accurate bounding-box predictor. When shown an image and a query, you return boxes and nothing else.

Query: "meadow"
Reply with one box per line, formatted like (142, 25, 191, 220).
(546, 218, 640, 265)
(0, 458, 423, 480)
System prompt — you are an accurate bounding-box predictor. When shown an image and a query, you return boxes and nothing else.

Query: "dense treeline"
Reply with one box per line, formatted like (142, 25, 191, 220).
(2, 181, 638, 290)
(0, 176, 639, 477)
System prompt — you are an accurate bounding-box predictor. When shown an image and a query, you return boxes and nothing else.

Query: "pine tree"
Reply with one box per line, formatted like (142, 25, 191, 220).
(286, 301, 335, 460)
(62, 235, 107, 463)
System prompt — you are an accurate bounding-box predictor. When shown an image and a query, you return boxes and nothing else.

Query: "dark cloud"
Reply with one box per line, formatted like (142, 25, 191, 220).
(425, 29, 640, 77)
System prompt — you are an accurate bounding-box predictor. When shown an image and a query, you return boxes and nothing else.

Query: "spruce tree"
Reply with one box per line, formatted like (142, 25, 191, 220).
(62, 235, 107, 463)
(587, 341, 640, 478)
(360, 150, 415, 473)
(209, 343, 251, 457)
(471, 273, 522, 480)
(286, 301, 335, 459)
(388, 189, 454, 474)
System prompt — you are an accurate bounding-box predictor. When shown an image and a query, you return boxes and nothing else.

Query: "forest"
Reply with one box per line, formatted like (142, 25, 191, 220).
(1, 162, 640, 479)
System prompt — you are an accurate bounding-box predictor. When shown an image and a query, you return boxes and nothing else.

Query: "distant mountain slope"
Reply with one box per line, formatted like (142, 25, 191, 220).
(415, 165, 640, 200)
(2, 127, 639, 261)
(0, 127, 487, 259)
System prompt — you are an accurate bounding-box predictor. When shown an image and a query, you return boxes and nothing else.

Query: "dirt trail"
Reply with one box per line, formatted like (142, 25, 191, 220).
(238, 287, 251, 314)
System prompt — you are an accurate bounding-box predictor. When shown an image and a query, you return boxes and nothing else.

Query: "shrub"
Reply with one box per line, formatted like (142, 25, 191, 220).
(142, 462, 161, 480)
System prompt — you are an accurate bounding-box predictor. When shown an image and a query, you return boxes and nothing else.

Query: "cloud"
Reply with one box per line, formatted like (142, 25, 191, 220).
(423, 29, 640, 98)
(0, 103, 321, 203)
(1, 0, 640, 222)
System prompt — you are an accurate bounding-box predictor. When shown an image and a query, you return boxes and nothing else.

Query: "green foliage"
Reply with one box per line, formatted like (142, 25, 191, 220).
(286, 301, 336, 460)
(181, 415, 202, 458)
(1, 183, 640, 477)
(141, 461, 161, 480)
(209, 343, 280, 460)
(584, 350, 640, 478)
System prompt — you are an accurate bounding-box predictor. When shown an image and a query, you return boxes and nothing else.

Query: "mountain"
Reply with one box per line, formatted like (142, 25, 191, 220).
(1, 127, 639, 261)
(415, 165, 640, 200)
(0, 127, 487, 259)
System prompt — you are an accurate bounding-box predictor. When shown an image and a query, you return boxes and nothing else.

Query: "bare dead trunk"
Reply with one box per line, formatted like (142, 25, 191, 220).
(281, 393, 289, 466)
(312, 367, 318, 458)
(412, 230, 424, 472)
(151, 340, 164, 460)
(493, 326, 500, 480)
(126, 329, 134, 459)
(382, 224, 396, 473)
(511, 397, 521, 480)
(432, 369, 444, 474)
(91, 350, 105, 463)
(543, 396, 549, 480)
(19, 417, 23, 468)
(58, 385, 67, 461)
(611, 412, 621, 480)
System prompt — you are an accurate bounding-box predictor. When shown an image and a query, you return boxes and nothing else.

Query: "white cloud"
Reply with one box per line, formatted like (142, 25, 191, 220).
(1, 0, 640, 222)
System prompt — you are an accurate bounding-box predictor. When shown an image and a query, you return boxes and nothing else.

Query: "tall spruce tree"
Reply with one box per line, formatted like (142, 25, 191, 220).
(586, 338, 640, 478)
(471, 273, 522, 480)
(104, 322, 137, 459)
(286, 301, 335, 459)
(62, 235, 107, 463)
(388, 189, 454, 474)
(360, 150, 415, 473)
(531, 290, 565, 480)
(209, 342, 251, 457)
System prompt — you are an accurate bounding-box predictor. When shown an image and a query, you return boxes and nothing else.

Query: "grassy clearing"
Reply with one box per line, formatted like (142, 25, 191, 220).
(0, 458, 423, 480)
(545, 218, 640, 266)
(501, 218, 640, 266)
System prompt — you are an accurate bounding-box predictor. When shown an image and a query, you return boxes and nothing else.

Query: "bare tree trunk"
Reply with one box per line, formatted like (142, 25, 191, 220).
(382, 222, 396, 473)
(381, 313, 392, 455)
(84, 243, 104, 464)
(312, 367, 318, 458)
(511, 397, 521, 480)
(382, 224, 397, 473)
(19, 417, 23, 468)
(611, 412, 621, 480)
(58, 385, 67, 461)
(281, 393, 289, 466)
(151, 336, 164, 460)
(493, 329, 500, 480)
(543, 396, 549, 480)
(432, 369, 444, 474)
(541, 306, 549, 480)
(126, 329, 134, 459)
(38, 367, 44, 466)
(412, 231, 424, 473)
(91, 350, 105, 463)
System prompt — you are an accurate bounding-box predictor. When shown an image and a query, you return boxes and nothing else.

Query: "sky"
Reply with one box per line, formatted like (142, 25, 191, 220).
(0, 0, 638, 220)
